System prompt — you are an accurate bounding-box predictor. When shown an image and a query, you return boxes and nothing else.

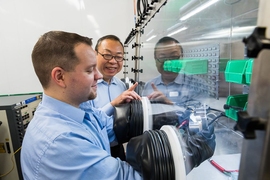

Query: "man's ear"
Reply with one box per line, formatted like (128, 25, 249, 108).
(51, 67, 66, 88)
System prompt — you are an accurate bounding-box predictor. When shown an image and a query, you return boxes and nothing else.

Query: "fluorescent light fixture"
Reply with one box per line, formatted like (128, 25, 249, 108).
(167, 23, 182, 31)
(146, 29, 154, 37)
(180, 0, 220, 21)
(198, 26, 256, 39)
(167, 27, 188, 36)
(146, 35, 157, 42)
(233, 26, 256, 33)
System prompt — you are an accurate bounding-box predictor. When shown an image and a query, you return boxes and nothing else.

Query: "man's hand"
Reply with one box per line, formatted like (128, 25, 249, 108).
(147, 83, 173, 105)
(111, 82, 141, 106)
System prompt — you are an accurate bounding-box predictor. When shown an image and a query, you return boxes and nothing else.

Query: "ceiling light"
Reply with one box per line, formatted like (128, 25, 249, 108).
(180, 0, 220, 21)
(197, 26, 256, 39)
(146, 29, 154, 37)
(167, 27, 188, 36)
(167, 23, 182, 31)
(146, 35, 157, 42)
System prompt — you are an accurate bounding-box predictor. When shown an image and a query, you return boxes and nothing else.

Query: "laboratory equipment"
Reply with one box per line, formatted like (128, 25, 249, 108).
(0, 94, 42, 180)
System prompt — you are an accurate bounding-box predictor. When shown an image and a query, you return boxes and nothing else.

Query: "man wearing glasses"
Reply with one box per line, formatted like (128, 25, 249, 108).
(80, 35, 141, 161)
(142, 36, 190, 105)
(142, 36, 208, 107)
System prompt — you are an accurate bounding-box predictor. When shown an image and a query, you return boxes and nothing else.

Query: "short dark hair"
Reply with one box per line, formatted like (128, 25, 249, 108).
(154, 36, 183, 58)
(32, 31, 93, 89)
(95, 35, 124, 52)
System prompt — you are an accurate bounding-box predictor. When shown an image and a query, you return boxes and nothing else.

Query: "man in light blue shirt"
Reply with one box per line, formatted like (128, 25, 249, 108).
(22, 94, 140, 179)
(89, 76, 128, 115)
(81, 35, 140, 160)
(142, 36, 206, 105)
(21, 31, 142, 180)
(88, 35, 140, 116)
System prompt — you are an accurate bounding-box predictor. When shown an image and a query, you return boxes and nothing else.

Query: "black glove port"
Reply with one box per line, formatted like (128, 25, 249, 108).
(114, 98, 216, 179)
(114, 100, 144, 144)
(126, 129, 175, 180)
(113, 99, 179, 143)
(126, 125, 216, 179)
(182, 122, 216, 174)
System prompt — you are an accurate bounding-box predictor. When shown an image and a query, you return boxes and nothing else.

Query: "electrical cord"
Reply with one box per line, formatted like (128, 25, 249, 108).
(137, 0, 149, 17)
(207, 107, 224, 113)
(0, 146, 21, 178)
(208, 158, 238, 177)
(223, 104, 243, 111)
(206, 106, 228, 125)
(208, 112, 227, 125)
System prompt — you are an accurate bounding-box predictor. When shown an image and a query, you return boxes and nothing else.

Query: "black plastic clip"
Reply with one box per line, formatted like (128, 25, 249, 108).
(131, 68, 143, 73)
(132, 43, 142, 49)
(131, 56, 143, 60)
(243, 27, 270, 58)
(234, 111, 267, 139)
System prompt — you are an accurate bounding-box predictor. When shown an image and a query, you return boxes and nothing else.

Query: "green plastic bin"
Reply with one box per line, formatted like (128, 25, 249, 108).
(163, 59, 208, 75)
(245, 59, 254, 85)
(225, 94, 248, 121)
(225, 60, 248, 84)
(182, 59, 208, 75)
(163, 59, 183, 73)
(219, 58, 229, 72)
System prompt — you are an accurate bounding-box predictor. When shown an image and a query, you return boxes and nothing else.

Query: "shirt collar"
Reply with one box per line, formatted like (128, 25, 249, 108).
(41, 93, 85, 124)
(174, 73, 185, 84)
(98, 77, 118, 85)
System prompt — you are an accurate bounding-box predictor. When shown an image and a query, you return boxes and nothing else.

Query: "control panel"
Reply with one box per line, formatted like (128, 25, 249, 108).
(0, 94, 42, 180)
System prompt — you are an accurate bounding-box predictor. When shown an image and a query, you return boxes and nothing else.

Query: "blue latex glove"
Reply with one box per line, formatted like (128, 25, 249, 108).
(183, 119, 216, 174)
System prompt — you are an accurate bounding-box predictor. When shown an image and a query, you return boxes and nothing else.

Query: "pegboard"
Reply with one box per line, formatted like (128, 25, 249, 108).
(183, 44, 220, 99)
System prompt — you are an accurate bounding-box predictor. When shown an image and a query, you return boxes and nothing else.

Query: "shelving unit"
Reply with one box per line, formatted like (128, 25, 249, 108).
(224, 59, 254, 121)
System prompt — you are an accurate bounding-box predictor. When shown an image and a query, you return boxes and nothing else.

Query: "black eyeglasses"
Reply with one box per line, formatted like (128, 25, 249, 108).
(156, 56, 181, 63)
(97, 51, 124, 62)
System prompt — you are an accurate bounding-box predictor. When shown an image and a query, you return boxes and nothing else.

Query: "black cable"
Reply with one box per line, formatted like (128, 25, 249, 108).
(137, 0, 149, 20)
(223, 104, 243, 111)
(207, 107, 224, 113)
(208, 112, 227, 125)
(142, 0, 148, 14)
(137, 0, 142, 17)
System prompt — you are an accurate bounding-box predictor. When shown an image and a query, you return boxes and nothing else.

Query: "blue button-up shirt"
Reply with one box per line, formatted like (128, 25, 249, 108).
(142, 73, 207, 106)
(90, 77, 127, 116)
(21, 94, 142, 180)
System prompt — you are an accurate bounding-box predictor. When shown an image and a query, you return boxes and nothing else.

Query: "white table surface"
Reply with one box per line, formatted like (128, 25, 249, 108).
(187, 153, 240, 180)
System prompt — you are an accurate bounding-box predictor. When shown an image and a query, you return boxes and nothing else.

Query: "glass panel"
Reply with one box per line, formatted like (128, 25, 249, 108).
(127, 0, 259, 179)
